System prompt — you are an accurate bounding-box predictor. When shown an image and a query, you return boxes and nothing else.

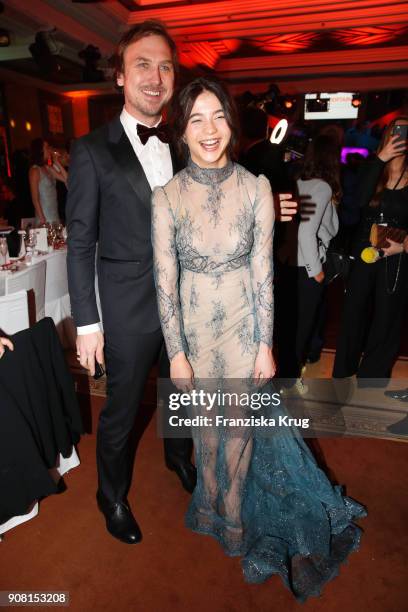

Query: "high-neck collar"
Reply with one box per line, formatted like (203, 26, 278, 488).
(186, 158, 234, 185)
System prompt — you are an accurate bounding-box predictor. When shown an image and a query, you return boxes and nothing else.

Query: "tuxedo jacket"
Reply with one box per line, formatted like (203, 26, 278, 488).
(66, 116, 181, 336)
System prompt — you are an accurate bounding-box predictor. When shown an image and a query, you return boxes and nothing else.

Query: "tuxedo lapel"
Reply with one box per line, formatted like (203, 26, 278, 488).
(107, 120, 152, 211)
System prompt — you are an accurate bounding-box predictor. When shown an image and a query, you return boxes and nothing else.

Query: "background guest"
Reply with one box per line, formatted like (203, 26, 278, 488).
(333, 117, 408, 381)
(277, 134, 340, 386)
(28, 138, 67, 225)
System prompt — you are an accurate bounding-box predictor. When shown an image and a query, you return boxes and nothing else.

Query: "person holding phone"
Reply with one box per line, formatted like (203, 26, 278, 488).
(333, 117, 408, 380)
(29, 138, 67, 225)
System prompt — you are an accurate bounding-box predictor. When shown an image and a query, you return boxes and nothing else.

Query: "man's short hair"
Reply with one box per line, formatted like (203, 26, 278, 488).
(114, 20, 179, 81)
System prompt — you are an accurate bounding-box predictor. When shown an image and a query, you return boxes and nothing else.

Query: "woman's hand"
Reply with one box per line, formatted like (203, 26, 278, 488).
(314, 270, 325, 283)
(49, 159, 68, 184)
(382, 239, 405, 257)
(170, 352, 194, 392)
(253, 342, 276, 386)
(377, 134, 407, 163)
(0, 337, 14, 359)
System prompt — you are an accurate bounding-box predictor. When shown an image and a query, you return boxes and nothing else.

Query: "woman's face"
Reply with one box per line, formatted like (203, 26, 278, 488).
(183, 90, 232, 168)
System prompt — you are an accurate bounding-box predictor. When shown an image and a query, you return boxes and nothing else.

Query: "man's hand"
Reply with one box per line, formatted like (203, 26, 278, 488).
(0, 337, 13, 359)
(275, 193, 297, 222)
(404, 235, 408, 254)
(298, 194, 316, 221)
(314, 270, 325, 283)
(76, 331, 104, 376)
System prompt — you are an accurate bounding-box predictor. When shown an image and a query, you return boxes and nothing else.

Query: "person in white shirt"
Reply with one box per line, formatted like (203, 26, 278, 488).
(66, 19, 298, 546)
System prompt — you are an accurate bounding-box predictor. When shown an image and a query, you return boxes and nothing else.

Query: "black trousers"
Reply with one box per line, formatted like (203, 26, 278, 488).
(333, 253, 408, 379)
(276, 265, 325, 380)
(97, 329, 192, 503)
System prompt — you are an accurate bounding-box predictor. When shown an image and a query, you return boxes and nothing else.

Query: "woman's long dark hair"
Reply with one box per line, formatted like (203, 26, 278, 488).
(29, 138, 46, 167)
(370, 115, 408, 207)
(170, 76, 240, 162)
(300, 134, 341, 204)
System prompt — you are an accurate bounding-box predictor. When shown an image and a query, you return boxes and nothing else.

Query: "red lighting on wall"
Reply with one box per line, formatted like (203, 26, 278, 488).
(252, 32, 317, 53)
(334, 26, 406, 47)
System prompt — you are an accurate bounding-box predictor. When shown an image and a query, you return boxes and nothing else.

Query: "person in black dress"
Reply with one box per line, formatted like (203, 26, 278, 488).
(333, 116, 408, 380)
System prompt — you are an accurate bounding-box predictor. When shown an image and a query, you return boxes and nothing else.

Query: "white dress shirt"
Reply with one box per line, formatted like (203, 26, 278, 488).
(77, 106, 173, 335)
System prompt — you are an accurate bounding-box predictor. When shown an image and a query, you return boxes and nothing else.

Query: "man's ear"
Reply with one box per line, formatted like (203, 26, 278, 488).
(116, 72, 124, 88)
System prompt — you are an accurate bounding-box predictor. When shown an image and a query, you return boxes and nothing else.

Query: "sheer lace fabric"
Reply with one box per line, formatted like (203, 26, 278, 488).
(151, 161, 365, 601)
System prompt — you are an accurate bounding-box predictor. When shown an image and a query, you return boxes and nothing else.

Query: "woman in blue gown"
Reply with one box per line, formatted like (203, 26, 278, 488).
(151, 76, 366, 602)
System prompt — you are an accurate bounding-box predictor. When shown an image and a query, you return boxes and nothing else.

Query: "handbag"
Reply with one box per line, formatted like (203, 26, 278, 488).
(323, 245, 352, 284)
(369, 223, 406, 249)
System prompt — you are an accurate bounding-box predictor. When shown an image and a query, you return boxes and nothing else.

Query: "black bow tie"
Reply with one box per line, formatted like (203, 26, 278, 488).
(137, 122, 170, 145)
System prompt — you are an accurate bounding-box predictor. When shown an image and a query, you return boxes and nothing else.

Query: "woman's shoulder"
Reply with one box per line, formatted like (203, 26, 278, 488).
(152, 171, 185, 205)
(234, 162, 259, 184)
(29, 165, 41, 177)
(234, 163, 272, 199)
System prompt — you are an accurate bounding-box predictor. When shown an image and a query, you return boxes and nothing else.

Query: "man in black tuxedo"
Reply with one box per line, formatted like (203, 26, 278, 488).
(66, 21, 196, 544)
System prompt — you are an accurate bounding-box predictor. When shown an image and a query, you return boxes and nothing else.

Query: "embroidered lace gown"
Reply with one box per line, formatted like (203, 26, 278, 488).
(151, 160, 365, 602)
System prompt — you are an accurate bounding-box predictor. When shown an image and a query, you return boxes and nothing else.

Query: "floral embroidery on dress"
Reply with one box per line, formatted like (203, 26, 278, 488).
(208, 348, 227, 381)
(236, 316, 252, 355)
(185, 328, 199, 361)
(206, 300, 227, 340)
(189, 283, 199, 314)
(203, 183, 225, 228)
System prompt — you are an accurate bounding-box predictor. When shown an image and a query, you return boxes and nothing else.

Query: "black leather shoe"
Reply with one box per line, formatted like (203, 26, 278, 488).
(165, 458, 197, 494)
(306, 352, 321, 364)
(384, 388, 408, 402)
(96, 491, 142, 544)
(387, 414, 408, 435)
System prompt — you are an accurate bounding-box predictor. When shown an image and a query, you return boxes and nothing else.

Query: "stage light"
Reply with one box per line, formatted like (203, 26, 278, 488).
(284, 99, 293, 109)
(269, 118, 288, 144)
(25, 122, 32, 131)
(352, 94, 362, 108)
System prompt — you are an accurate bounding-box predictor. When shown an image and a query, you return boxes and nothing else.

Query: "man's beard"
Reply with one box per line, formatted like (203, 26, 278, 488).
(129, 89, 169, 118)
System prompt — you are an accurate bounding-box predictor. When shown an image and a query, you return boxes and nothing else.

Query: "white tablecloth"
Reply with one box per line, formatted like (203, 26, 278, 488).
(0, 248, 76, 347)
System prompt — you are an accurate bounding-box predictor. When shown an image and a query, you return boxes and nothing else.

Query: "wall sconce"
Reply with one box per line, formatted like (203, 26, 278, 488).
(25, 121, 32, 131)
(9, 119, 16, 128)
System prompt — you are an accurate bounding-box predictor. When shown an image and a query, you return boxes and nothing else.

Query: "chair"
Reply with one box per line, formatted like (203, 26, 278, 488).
(0, 290, 29, 334)
(0, 318, 83, 535)
(5, 260, 46, 322)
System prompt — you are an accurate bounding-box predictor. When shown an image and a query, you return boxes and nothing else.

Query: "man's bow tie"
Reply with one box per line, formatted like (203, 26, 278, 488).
(137, 122, 171, 145)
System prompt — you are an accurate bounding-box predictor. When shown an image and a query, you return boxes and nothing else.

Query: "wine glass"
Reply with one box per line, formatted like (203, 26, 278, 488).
(26, 229, 37, 253)
(0, 237, 9, 266)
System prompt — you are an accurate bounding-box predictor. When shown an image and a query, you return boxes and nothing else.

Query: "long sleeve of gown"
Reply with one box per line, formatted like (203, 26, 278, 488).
(151, 186, 185, 360)
(250, 175, 275, 347)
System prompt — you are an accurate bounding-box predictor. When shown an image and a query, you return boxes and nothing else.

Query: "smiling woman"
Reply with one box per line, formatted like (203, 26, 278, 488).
(151, 76, 366, 601)
(170, 77, 240, 164)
